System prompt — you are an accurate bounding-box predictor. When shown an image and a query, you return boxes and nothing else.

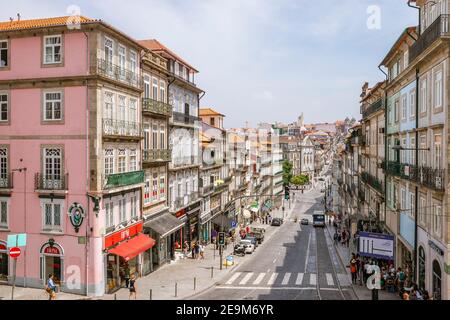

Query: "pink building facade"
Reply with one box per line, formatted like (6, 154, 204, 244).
(0, 16, 153, 296)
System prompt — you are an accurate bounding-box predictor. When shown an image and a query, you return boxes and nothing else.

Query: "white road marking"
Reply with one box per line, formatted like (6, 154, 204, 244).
(267, 268, 270, 273)
(309, 273, 317, 286)
(239, 272, 254, 285)
(296, 273, 304, 285)
(281, 273, 291, 285)
(226, 272, 242, 285)
(326, 273, 334, 286)
(218, 286, 340, 291)
(272, 258, 277, 264)
(267, 273, 278, 285)
(304, 233, 311, 272)
(253, 273, 266, 285)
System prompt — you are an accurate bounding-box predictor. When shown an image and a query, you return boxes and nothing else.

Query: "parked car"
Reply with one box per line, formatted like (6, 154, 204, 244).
(301, 218, 309, 225)
(239, 240, 255, 254)
(233, 243, 246, 256)
(249, 231, 265, 244)
(245, 236, 258, 248)
(271, 218, 283, 226)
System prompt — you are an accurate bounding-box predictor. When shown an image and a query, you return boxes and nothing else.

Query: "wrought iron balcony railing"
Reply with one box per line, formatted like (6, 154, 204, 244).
(200, 184, 214, 195)
(361, 171, 384, 194)
(94, 58, 142, 89)
(142, 98, 172, 117)
(362, 99, 384, 119)
(409, 15, 450, 65)
(103, 170, 144, 189)
(407, 165, 445, 192)
(172, 112, 201, 125)
(35, 173, 68, 191)
(169, 70, 197, 86)
(102, 119, 142, 138)
(143, 149, 171, 163)
(0, 173, 13, 189)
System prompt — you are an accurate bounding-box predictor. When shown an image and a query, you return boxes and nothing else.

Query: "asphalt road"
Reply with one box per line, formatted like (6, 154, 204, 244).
(193, 177, 357, 300)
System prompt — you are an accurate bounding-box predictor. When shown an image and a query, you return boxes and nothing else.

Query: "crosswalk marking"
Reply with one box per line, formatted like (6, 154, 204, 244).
(309, 273, 317, 286)
(239, 272, 254, 285)
(281, 273, 291, 285)
(296, 273, 304, 285)
(226, 272, 242, 285)
(326, 273, 334, 286)
(267, 273, 278, 285)
(253, 273, 266, 285)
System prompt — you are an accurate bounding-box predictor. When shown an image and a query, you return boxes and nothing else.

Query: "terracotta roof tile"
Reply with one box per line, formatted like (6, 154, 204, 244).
(199, 108, 225, 117)
(0, 16, 99, 32)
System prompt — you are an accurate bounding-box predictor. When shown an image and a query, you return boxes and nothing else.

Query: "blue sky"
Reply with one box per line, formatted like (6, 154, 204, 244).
(7, 0, 417, 127)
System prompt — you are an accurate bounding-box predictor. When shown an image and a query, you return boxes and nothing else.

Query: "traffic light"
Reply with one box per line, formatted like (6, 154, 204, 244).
(218, 232, 225, 246)
(284, 186, 290, 200)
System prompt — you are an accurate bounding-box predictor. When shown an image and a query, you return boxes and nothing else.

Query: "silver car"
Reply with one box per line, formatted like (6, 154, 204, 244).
(239, 240, 255, 254)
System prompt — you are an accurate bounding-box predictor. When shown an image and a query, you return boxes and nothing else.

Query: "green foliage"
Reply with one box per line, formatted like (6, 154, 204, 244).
(282, 160, 293, 186)
(291, 174, 309, 186)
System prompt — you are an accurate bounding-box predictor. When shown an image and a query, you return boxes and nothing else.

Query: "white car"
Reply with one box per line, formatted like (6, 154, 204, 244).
(239, 240, 255, 254)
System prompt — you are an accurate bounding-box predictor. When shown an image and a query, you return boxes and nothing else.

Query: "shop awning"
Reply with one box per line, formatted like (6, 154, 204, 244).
(144, 212, 185, 238)
(108, 233, 155, 262)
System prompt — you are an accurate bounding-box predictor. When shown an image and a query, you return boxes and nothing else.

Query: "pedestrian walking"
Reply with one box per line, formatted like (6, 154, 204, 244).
(191, 242, 196, 259)
(183, 240, 189, 258)
(350, 254, 358, 285)
(45, 274, 57, 300)
(123, 263, 130, 288)
(199, 242, 205, 259)
(333, 231, 339, 245)
(129, 273, 137, 300)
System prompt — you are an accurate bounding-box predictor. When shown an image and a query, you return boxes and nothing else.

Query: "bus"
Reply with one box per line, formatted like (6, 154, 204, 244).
(312, 211, 326, 227)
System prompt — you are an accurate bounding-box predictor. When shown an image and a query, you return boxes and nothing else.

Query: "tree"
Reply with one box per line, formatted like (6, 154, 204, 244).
(282, 160, 293, 186)
(291, 174, 309, 186)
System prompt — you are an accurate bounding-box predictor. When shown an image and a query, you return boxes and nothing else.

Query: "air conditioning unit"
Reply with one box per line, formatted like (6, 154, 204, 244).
(379, 128, 385, 134)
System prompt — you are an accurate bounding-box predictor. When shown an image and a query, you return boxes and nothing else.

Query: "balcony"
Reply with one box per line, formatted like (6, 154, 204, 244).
(202, 158, 224, 169)
(0, 173, 13, 189)
(386, 161, 404, 178)
(172, 192, 200, 210)
(362, 99, 384, 119)
(142, 98, 172, 117)
(169, 70, 197, 87)
(170, 155, 199, 169)
(408, 165, 445, 192)
(143, 149, 171, 163)
(409, 15, 450, 65)
(103, 170, 144, 190)
(171, 112, 200, 126)
(361, 172, 384, 194)
(102, 119, 142, 139)
(35, 173, 68, 191)
(94, 58, 142, 90)
(358, 188, 365, 202)
(200, 184, 214, 196)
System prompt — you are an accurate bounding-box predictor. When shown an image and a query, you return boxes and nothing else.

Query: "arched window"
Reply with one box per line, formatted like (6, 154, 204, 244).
(432, 260, 442, 300)
(40, 242, 64, 286)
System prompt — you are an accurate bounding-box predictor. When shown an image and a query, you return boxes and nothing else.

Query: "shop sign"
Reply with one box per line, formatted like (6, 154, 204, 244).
(428, 240, 444, 256)
(104, 222, 143, 249)
(358, 232, 394, 260)
(44, 246, 61, 255)
(68, 202, 86, 233)
(176, 208, 186, 218)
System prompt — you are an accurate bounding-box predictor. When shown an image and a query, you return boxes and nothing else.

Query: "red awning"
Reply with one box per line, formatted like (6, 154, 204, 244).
(108, 233, 155, 261)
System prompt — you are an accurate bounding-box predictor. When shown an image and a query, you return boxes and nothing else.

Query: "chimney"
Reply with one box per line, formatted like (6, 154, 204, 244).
(17, 13, 21, 21)
(9, 17, 13, 22)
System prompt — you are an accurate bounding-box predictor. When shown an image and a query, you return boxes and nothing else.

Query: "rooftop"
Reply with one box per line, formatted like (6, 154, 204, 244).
(0, 16, 99, 31)
(199, 108, 225, 117)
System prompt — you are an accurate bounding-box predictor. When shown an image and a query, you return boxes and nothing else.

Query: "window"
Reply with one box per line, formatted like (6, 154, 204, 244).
(160, 124, 165, 149)
(118, 149, 126, 173)
(403, 50, 409, 70)
(409, 192, 415, 218)
(144, 173, 151, 205)
(104, 92, 114, 119)
(410, 137, 415, 165)
(104, 37, 113, 67)
(0, 147, 7, 182)
(43, 201, 62, 232)
(43, 35, 62, 64)
(129, 149, 137, 172)
(433, 204, 442, 238)
(0, 40, 8, 67)
(152, 124, 158, 149)
(210, 117, 215, 127)
(44, 91, 62, 121)
(144, 75, 151, 99)
(401, 95, 407, 120)
(105, 202, 114, 229)
(434, 70, 443, 109)
(410, 90, 415, 117)
(119, 199, 126, 223)
(152, 171, 158, 201)
(118, 45, 126, 79)
(0, 93, 8, 122)
(118, 96, 126, 122)
(131, 195, 137, 218)
(104, 149, 114, 175)
(129, 99, 137, 124)
(401, 188, 406, 210)
(43, 147, 62, 182)
(0, 199, 8, 228)
(144, 124, 150, 150)
(159, 81, 166, 103)
(130, 50, 137, 76)
(152, 78, 158, 100)
(394, 99, 399, 122)
(420, 78, 427, 113)
(159, 173, 166, 200)
(419, 196, 426, 226)
(434, 134, 442, 169)
(401, 138, 407, 163)
(419, 135, 427, 166)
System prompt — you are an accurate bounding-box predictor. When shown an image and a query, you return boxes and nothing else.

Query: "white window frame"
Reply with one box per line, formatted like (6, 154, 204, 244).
(43, 35, 62, 65)
(118, 44, 126, 79)
(401, 94, 407, 120)
(152, 78, 159, 101)
(105, 201, 114, 229)
(160, 124, 166, 150)
(144, 172, 151, 205)
(144, 75, 151, 99)
(152, 170, 158, 202)
(160, 80, 166, 103)
(117, 149, 127, 173)
(434, 134, 442, 169)
(433, 69, 443, 109)
(104, 91, 115, 120)
(410, 90, 415, 118)
(159, 171, 166, 201)
(43, 91, 63, 121)
(129, 149, 137, 172)
(0, 40, 8, 68)
(0, 197, 9, 229)
(41, 198, 64, 233)
(420, 78, 427, 113)
(433, 203, 442, 238)
(0, 92, 8, 122)
(104, 36, 114, 67)
(104, 148, 114, 176)
(118, 198, 126, 223)
(419, 196, 426, 226)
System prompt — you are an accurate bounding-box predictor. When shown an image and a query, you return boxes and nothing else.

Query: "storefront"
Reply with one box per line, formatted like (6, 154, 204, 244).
(0, 240, 8, 282)
(104, 222, 155, 294)
(209, 206, 223, 239)
(143, 211, 184, 273)
(397, 239, 413, 280)
(432, 259, 442, 300)
(40, 241, 64, 288)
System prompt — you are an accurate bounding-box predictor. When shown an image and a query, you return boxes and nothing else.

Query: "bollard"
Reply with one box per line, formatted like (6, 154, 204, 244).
(211, 266, 214, 278)
(175, 283, 178, 297)
(114, 293, 117, 300)
(149, 289, 152, 300)
(194, 277, 196, 290)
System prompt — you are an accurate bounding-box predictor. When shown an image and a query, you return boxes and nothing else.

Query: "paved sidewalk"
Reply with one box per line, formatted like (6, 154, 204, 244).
(0, 285, 89, 300)
(325, 224, 400, 300)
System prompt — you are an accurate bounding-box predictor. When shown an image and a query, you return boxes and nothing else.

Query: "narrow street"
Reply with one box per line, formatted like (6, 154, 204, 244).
(193, 172, 358, 300)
